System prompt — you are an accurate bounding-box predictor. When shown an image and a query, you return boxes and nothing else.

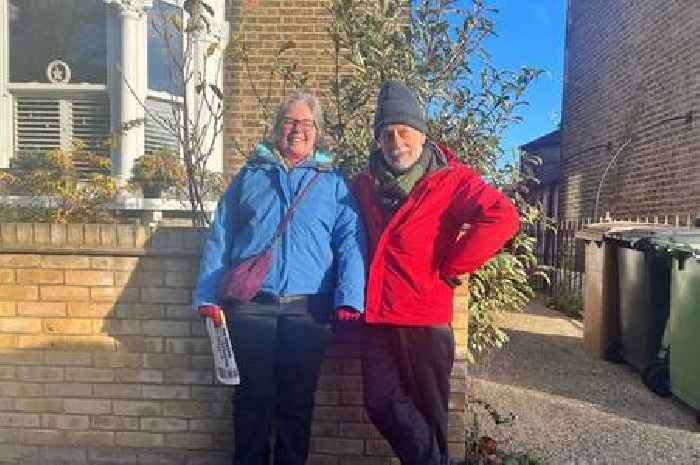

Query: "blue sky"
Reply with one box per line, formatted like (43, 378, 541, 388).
(483, 1, 566, 161)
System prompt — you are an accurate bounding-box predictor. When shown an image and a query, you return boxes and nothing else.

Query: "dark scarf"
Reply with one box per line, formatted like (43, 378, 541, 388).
(369, 143, 442, 216)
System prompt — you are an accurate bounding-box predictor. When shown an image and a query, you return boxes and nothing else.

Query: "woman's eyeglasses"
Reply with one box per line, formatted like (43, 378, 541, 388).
(281, 118, 316, 131)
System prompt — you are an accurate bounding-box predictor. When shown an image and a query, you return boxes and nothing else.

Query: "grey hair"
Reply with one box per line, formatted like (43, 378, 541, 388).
(268, 92, 326, 150)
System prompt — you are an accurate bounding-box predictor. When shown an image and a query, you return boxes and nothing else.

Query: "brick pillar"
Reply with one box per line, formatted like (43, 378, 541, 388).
(450, 276, 469, 459)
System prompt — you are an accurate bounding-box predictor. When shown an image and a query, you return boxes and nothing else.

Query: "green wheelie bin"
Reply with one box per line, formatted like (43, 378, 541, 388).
(651, 230, 700, 416)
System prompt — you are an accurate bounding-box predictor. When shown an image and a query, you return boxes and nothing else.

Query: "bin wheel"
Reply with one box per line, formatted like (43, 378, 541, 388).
(606, 343, 625, 364)
(642, 360, 671, 398)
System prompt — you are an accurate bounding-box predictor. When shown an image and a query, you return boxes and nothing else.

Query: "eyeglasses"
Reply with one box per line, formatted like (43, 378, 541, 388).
(281, 117, 316, 131)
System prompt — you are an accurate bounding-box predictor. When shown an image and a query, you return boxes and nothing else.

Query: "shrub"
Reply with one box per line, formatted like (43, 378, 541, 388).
(0, 145, 117, 223)
(129, 149, 186, 197)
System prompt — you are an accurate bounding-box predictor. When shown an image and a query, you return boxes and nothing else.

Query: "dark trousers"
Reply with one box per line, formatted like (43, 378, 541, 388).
(226, 300, 332, 465)
(362, 325, 455, 465)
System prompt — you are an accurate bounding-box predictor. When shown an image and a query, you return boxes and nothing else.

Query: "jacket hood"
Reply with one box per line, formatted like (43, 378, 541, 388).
(249, 141, 333, 168)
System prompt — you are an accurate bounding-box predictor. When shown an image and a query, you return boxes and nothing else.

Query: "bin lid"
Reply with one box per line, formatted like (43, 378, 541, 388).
(605, 227, 679, 250)
(576, 222, 670, 242)
(606, 228, 700, 255)
(645, 229, 700, 256)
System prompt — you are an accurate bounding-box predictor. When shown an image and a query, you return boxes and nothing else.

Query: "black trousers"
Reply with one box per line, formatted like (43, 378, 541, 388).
(226, 299, 332, 465)
(362, 325, 455, 465)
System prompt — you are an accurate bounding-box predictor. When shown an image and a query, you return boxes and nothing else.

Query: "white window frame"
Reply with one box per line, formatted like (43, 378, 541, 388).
(0, 0, 13, 167)
(0, 0, 112, 167)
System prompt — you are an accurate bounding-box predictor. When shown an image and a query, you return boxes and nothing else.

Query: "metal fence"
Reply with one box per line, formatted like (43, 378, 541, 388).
(531, 218, 585, 311)
(532, 212, 699, 312)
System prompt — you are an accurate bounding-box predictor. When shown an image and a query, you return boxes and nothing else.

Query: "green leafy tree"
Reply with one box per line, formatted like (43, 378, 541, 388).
(323, 0, 547, 359)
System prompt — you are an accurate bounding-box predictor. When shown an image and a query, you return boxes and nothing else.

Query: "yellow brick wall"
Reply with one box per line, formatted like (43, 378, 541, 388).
(0, 223, 467, 465)
(223, 0, 339, 175)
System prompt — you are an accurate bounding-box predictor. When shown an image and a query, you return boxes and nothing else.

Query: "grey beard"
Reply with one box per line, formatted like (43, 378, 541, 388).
(385, 146, 422, 173)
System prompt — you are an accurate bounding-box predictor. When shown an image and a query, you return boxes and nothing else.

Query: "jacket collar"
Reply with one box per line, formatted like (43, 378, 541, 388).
(249, 141, 333, 170)
(431, 142, 459, 166)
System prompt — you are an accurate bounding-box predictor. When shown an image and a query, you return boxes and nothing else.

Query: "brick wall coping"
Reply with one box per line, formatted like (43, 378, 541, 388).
(1, 195, 218, 212)
(0, 223, 206, 257)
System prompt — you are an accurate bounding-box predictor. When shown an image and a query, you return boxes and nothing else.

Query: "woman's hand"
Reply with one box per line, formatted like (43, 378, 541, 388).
(335, 306, 362, 321)
(199, 305, 223, 327)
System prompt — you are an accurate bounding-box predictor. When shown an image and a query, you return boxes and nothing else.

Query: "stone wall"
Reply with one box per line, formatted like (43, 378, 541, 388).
(0, 223, 467, 465)
(560, 0, 700, 220)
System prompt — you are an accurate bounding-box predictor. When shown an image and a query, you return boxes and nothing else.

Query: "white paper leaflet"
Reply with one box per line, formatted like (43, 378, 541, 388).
(205, 312, 240, 385)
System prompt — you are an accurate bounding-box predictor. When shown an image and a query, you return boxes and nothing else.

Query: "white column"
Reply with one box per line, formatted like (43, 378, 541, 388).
(104, 0, 151, 181)
(116, 7, 146, 180)
(0, 0, 13, 168)
(190, 0, 229, 174)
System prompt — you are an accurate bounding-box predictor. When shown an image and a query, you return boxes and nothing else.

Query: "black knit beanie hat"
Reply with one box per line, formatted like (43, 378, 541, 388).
(373, 80, 428, 140)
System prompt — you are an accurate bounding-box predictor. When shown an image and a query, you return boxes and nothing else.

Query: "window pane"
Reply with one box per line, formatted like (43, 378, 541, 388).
(9, 0, 107, 84)
(148, 0, 184, 96)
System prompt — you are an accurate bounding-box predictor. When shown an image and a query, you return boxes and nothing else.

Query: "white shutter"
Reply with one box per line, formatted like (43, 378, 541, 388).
(14, 97, 61, 154)
(145, 96, 180, 154)
(72, 97, 111, 155)
(14, 93, 110, 174)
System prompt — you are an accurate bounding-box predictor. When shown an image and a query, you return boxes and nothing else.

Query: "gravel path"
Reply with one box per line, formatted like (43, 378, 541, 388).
(468, 300, 700, 465)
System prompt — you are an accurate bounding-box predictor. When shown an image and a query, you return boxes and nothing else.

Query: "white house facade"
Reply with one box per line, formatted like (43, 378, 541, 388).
(0, 0, 227, 181)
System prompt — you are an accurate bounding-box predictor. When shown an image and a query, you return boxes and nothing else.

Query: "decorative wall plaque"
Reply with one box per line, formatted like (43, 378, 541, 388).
(46, 60, 71, 84)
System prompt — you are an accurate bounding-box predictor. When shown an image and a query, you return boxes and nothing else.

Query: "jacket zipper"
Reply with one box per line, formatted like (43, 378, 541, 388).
(367, 160, 455, 317)
(280, 166, 317, 296)
(278, 167, 290, 296)
(377, 163, 453, 246)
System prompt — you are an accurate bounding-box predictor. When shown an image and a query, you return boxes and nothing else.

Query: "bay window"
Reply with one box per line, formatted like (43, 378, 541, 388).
(0, 0, 227, 180)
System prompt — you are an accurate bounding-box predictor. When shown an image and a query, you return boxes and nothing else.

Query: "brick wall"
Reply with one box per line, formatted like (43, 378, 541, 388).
(560, 0, 700, 220)
(0, 223, 467, 465)
(223, 0, 338, 175)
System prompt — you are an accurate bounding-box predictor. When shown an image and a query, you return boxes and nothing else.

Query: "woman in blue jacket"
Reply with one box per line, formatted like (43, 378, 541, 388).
(195, 92, 366, 465)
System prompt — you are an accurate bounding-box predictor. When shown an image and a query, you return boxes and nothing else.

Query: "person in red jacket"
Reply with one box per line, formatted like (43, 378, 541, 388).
(352, 80, 520, 465)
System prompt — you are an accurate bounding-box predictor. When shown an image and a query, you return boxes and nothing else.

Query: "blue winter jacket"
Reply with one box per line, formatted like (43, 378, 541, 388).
(194, 142, 367, 312)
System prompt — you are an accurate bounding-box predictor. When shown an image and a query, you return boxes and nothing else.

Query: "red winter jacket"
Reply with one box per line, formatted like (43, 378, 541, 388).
(351, 143, 520, 326)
